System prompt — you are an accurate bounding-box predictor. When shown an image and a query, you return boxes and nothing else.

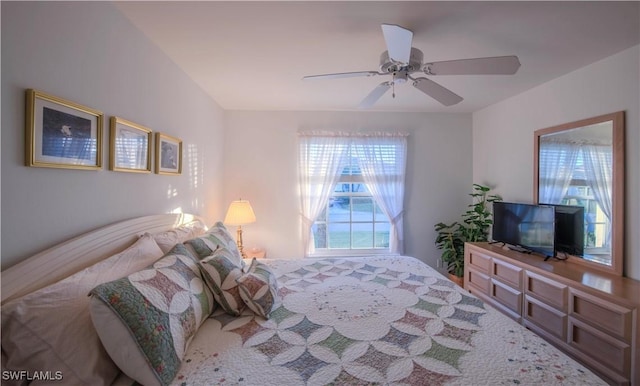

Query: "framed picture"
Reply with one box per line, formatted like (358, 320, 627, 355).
(25, 89, 103, 170)
(155, 133, 182, 175)
(109, 117, 152, 173)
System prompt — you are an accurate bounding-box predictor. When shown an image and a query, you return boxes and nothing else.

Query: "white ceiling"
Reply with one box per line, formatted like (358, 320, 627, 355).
(115, 1, 640, 113)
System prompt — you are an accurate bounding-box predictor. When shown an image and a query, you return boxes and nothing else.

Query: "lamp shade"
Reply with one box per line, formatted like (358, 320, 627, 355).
(224, 200, 256, 225)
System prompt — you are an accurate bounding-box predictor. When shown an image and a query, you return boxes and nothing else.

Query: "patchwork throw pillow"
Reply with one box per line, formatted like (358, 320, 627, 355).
(185, 221, 243, 267)
(1, 233, 165, 386)
(236, 258, 281, 318)
(89, 244, 214, 386)
(198, 247, 245, 316)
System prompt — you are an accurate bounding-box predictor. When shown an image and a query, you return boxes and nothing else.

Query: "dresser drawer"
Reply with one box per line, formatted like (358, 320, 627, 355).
(569, 288, 633, 342)
(524, 295, 567, 340)
(490, 279, 522, 316)
(524, 271, 568, 312)
(467, 250, 491, 273)
(466, 267, 490, 294)
(492, 259, 522, 288)
(569, 317, 631, 379)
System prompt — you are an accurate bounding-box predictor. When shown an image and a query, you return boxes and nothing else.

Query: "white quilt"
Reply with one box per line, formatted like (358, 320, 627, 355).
(171, 255, 605, 385)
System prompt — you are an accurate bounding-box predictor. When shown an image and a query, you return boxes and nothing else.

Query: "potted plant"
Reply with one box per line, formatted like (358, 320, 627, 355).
(434, 184, 502, 286)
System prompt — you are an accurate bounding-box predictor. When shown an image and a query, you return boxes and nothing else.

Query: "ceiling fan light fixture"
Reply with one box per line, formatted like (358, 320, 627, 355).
(392, 71, 408, 85)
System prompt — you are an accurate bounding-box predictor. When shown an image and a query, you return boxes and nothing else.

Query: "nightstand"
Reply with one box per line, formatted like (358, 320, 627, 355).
(245, 247, 266, 259)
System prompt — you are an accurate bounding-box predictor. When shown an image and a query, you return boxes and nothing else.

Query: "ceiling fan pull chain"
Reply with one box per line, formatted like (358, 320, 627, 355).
(392, 79, 396, 98)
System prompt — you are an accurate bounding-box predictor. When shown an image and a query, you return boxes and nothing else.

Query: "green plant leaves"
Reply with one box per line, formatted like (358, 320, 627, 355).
(434, 184, 502, 278)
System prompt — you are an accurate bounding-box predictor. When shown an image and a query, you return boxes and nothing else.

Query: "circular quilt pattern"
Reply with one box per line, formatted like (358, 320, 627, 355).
(211, 256, 486, 385)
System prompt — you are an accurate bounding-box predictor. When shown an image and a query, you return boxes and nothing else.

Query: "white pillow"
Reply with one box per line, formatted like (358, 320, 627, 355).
(152, 223, 206, 253)
(1, 233, 165, 386)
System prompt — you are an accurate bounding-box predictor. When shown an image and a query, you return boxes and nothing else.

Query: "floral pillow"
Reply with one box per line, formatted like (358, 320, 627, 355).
(185, 221, 243, 267)
(89, 244, 214, 386)
(236, 258, 281, 318)
(198, 247, 245, 316)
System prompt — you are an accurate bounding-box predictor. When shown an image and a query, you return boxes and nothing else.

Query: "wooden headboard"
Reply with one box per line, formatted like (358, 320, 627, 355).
(1, 213, 206, 305)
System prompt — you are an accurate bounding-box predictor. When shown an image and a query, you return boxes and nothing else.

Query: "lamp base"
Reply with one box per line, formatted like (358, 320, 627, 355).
(236, 225, 247, 260)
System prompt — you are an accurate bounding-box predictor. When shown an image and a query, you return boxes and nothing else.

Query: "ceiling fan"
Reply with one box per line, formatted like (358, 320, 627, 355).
(303, 24, 521, 108)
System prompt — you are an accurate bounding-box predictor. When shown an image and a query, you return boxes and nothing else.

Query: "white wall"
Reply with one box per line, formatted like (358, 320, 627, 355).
(223, 111, 472, 268)
(473, 45, 640, 280)
(1, 2, 226, 269)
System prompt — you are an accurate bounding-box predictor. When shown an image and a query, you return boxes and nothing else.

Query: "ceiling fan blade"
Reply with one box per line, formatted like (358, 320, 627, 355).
(381, 24, 413, 64)
(413, 77, 463, 106)
(424, 55, 521, 75)
(303, 71, 379, 80)
(358, 82, 391, 109)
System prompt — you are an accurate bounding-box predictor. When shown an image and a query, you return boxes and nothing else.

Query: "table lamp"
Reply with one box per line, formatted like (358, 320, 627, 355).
(224, 199, 256, 259)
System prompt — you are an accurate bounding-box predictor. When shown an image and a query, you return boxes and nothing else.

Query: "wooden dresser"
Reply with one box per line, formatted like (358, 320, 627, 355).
(464, 242, 640, 385)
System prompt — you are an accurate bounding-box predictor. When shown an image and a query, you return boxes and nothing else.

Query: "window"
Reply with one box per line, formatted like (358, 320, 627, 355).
(312, 151, 391, 251)
(298, 133, 407, 256)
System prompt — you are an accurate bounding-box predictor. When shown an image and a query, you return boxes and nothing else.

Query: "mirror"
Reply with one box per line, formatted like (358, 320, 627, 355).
(534, 111, 624, 276)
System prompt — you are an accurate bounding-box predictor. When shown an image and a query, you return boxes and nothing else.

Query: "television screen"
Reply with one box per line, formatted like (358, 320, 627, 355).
(551, 204, 585, 256)
(492, 202, 556, 257)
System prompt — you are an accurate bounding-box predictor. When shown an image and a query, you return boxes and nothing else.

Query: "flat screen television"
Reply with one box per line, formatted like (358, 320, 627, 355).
(492, 202, 556, 257)
(549, 204, 585, 256)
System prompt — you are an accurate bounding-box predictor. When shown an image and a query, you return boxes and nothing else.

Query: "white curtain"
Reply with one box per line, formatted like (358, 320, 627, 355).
(582, 144, 613, 246)
(353, 134, 408, 254)
(538, 141, 580, 204)
(298, 134, 349, 255)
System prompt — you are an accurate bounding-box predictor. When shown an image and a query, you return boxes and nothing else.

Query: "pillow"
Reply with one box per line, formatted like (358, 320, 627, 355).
(185, 221, 243, 266)
(198, 247, 245, 316)
(152, 223, 206, 253)
(236, 258, 281, 318)
(1, 233, 165, 386)
(89, 244, 214, 386)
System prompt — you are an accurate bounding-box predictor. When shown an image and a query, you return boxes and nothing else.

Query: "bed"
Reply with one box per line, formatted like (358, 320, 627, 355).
(1, 214, 606, 386)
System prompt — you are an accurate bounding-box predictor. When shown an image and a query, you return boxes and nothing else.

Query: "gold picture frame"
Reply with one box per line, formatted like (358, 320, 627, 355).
(155, 133, 182, 175)
(109, 117, 152, 173)
(25, 89, 103, 170)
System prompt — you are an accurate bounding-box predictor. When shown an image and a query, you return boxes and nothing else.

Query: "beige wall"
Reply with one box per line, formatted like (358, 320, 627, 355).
(473, 45, 640, 280)
(223, 111, 473, 268)
(1, 2, 226, 269)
